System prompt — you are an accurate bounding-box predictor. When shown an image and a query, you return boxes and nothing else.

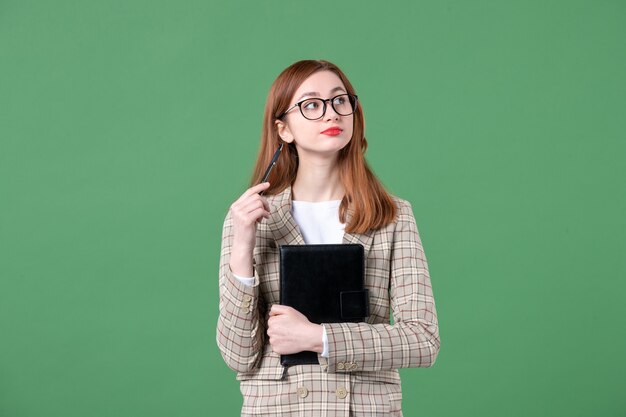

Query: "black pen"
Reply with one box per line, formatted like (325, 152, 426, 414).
(260, 143, 283, 185)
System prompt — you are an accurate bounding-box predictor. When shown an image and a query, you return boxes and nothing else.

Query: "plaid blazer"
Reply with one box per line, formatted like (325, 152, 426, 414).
(217, 187, 440, 417)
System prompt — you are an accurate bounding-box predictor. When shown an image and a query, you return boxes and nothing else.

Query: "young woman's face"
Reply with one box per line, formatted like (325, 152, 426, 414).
(276, 70, 354, 160)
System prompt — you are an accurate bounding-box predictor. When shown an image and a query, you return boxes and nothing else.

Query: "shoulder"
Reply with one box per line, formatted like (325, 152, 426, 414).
(385, 195, 421, 236)
(390, 195, 415, 220)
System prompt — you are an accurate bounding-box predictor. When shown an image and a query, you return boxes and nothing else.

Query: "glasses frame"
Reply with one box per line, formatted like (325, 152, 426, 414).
(279, 93, 359, 120)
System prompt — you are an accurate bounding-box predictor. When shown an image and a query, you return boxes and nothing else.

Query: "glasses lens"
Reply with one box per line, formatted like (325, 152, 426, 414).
(332, 94, 356, 116)
(300, 98, 325, 120)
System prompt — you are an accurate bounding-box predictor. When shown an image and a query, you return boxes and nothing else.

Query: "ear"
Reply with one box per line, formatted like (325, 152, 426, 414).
(275, 119, 295, 143)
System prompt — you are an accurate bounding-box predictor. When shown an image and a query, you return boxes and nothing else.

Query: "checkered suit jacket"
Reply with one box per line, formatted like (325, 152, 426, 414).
(217, 187, 440, 416)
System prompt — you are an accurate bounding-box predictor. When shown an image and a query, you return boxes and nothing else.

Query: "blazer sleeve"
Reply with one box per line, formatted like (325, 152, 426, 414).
(319, 200, 440, 373)
(215, 211, 266, 373)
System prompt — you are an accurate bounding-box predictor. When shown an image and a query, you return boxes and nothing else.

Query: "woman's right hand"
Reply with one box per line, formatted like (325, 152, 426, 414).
(228, 182, 271, 277)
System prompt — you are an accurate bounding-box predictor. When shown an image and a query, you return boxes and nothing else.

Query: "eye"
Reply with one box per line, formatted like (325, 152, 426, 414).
(302, 100, 319, 110)
(333, 95, 347, 105)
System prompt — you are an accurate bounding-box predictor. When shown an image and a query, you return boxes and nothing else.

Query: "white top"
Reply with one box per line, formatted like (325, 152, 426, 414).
(233, 199, 345, 358)
(291, 199, 345, 244)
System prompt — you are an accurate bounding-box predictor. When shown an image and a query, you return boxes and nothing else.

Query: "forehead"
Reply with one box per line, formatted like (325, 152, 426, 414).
(292, 70, 346, 99)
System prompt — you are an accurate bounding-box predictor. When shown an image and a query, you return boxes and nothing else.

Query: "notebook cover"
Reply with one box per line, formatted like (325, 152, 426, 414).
(279, 244, 368, 366)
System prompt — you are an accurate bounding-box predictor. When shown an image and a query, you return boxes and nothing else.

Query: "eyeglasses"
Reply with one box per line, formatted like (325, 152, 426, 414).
(279, 93, 358, 120)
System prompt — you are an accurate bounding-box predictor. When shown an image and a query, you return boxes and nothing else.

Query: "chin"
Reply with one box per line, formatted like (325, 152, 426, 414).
(295, 137, 351, 156)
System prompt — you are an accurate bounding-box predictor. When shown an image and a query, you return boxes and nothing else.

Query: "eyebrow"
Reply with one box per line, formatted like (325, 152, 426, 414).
(296, 86, 346, 102)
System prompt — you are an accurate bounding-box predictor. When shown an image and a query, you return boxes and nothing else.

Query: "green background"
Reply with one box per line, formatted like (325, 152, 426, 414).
(1, 1, 624, 416)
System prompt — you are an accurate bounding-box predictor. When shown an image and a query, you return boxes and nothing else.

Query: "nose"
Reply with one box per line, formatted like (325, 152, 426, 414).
(324, 99, 341, 121)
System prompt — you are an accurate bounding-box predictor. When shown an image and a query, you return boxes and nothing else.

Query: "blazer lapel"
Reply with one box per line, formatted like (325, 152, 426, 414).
(341, 208, 375, 258)
(267, 186, 305, 247)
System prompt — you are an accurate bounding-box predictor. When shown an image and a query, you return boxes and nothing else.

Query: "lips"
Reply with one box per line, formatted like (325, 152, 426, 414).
(321, 127, 343, 136)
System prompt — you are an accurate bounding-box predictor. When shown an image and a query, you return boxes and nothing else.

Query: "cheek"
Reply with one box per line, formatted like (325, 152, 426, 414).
(289, 121, 311, 141)
(345, 123, 354, 140)
(346, 116, 355, 138)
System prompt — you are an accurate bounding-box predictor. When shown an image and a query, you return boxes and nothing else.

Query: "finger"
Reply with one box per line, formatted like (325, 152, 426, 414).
(270, 304, 292, 315)
(236, 182, 270, 204)
(248, 194, 270, 213)
(259, 195, 270, 212)
(245, 207, 270, 224)
(269, 304, 284, 315)
(232, 203, 269, 225)
(232, 205, 270, 226)
(239, 198, 268, 217)
(233, 195, 270, 220)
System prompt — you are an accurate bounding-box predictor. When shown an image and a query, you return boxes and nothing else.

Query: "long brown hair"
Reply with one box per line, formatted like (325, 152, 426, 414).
(250, 60, 396, 233)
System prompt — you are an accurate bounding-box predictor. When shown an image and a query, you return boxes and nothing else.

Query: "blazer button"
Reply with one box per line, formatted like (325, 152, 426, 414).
(243, 295, 252, 302)
(336, 386, 348, 399)
(297, 386, 309, 398)
(337, 362, 345, 370)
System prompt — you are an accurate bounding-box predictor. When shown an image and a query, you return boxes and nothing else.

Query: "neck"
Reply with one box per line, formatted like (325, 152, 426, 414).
(292, 156, 343, 202)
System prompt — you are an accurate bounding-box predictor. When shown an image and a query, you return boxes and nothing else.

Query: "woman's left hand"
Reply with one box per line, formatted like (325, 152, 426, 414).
(267, 305, 323, 355)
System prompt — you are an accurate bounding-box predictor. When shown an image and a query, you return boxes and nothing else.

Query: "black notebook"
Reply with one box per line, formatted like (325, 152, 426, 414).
(279, 244, 369, 366)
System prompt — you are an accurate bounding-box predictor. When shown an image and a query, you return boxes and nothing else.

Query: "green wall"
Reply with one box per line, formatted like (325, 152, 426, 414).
(1, 1, 624, 416)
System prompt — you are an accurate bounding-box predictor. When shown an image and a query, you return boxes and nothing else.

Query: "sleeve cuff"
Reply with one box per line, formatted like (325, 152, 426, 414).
(321, 324, 329, 358)
(233, 272, 256, 287)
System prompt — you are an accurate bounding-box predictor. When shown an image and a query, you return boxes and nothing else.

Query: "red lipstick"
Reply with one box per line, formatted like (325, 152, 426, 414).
(321, 127, 343, 136)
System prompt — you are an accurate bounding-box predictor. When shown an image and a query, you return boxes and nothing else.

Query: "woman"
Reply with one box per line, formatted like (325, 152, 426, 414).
(217, 60, 440, 417)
